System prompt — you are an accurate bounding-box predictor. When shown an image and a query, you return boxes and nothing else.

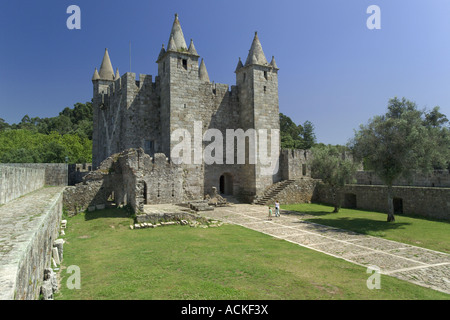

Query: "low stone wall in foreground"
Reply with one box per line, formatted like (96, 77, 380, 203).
(0, 187, 65, 300)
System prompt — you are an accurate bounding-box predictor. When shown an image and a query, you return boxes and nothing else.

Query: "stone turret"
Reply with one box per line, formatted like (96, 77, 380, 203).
(157, 13, 202, 156)
(236, 31, 280, 197)
(92, 48, 117, 168)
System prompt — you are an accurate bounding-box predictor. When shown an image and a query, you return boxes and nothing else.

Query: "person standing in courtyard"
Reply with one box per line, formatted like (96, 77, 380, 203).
(268, 206, 273, 220)
(275, 200, 280, 217)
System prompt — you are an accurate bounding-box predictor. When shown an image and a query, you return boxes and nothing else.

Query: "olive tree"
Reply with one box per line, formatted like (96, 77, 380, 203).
(349, 97, 449, 222)
(310, 145, 358, 213)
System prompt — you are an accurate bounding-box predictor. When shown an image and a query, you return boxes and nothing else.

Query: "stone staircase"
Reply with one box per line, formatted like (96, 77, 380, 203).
(254, 180, 295, 206)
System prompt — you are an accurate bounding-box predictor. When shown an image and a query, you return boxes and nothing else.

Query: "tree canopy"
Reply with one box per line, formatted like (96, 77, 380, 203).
(280, 113, 316, 149)
(0, 102, 93, 164)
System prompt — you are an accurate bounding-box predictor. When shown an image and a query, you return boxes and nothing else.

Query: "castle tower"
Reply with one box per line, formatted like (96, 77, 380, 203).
(156, 14, 201, 157)
(92, 48, 116, 168)
(236, 32, 280, 197)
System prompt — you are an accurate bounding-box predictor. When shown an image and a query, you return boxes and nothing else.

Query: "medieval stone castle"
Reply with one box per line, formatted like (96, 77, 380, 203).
(2, 13, 449, 302)
(81, 13, 450, 217)
(90, 14, 300, 206)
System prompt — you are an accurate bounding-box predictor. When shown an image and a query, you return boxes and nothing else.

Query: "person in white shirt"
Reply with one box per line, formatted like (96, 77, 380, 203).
(275, 200, 280, 217)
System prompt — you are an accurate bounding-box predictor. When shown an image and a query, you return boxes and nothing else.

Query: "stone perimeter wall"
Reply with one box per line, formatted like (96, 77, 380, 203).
(355, 170, 450, 188)
(0, 163, 68, 205)
(0, 163, 68, 187)
(260, 178, 449, 220)
(0, 165, 46, 204)
(13, 191, 63, 300)
(313, 183, 450, 220)
(0, 164, 66, 299)
(0, 185, 65, 300)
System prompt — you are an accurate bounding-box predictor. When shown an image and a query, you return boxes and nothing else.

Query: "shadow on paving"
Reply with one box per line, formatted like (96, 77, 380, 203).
(304, 217, 411, 235)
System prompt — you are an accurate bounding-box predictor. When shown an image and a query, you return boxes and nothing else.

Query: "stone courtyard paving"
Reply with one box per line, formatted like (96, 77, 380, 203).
(200, 203, 450, 295)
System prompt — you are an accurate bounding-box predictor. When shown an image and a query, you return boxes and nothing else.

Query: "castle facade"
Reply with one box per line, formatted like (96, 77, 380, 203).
(91, 14, 284, 203)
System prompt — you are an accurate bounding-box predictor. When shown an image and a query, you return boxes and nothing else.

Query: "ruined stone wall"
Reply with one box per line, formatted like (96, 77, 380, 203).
(64, 154, 125, 215)
(140, 154, 183, 205)
(64, 148, 208, 215)
(63, 180, 106, 215)
(68, 163, 92, 186)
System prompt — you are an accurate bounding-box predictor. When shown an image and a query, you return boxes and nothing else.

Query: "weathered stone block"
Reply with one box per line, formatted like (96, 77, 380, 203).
(53, 239, 64, 262)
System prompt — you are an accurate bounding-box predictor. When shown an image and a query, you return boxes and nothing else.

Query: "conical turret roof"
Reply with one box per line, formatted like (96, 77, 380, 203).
(114, 68, 120, 80)
(245, 32, 268, 66)
(199, 59, 210, 82)
(157, 44, 166, 61)
(168, 13, 187, 51)
(167, 34, 177, 52)
(92, 68, 100, 81)
(235, 57, 244, 72)
(270, 56, 279, 70)
(99, 48, 115, 81)
(188, 39, 199, 56)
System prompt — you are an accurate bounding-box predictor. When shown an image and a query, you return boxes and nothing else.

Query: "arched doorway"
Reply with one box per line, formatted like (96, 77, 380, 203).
(219, 173, 233, 195)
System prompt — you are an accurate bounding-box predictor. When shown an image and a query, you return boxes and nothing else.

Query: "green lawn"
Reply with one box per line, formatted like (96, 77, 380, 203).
(281, 203, 450, 254)
(55, 208, 448, 300)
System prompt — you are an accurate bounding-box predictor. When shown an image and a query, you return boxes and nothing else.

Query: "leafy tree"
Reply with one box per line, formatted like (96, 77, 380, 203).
(310, 144, 358, 213)
(424, 106, 448, 128)
(279, 113, 316, 149)
(49, 115, 72, 135)
(0, 118, 10, 131)
(0, 129, 92, 164)
(350, 97, 450, 222)
(0, 148, 41, 163)
(300, 120, 316, 149)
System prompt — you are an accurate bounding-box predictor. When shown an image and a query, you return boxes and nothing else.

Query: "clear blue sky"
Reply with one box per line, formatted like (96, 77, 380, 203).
(1, 0, 450, 145)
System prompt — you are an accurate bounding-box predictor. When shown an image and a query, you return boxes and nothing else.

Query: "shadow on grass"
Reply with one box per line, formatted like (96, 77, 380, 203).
(281, 209, 335, 217)
(84, 207, 131, 221)
(305, 217, 411, 235)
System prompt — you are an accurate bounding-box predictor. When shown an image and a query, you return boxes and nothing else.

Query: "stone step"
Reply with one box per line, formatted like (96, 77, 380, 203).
(255, 180, 296, 205)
